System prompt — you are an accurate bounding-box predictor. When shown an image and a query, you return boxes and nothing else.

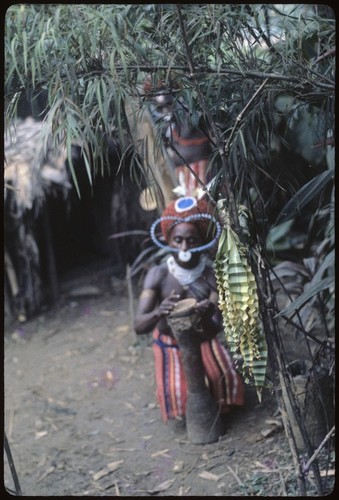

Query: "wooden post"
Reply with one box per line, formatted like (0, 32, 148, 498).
(126, 264, 136, 338)
(41, 203, 59, 305)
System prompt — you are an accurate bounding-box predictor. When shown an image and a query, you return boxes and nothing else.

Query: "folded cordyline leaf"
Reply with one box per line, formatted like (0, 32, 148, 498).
(214, 202, 267, 402)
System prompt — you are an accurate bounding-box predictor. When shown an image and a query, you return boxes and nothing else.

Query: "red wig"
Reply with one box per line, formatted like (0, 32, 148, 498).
(160, 197, 217, 243)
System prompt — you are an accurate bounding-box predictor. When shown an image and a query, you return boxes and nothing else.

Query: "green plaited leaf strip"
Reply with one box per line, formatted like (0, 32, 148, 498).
(214, 203, 267, 402)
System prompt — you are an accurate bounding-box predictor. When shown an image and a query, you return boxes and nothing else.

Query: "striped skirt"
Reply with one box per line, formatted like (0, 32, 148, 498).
(152, 329, 244, 421)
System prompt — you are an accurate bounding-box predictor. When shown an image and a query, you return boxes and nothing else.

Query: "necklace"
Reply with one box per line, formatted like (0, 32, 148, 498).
(167, 255, 207, 285)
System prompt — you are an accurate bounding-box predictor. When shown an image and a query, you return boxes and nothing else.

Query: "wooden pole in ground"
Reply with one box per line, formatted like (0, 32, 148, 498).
(126, 264, 136, 337)
(4, 432, 22, 496)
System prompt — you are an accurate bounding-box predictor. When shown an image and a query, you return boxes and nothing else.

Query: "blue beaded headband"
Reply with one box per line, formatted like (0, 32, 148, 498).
(150, 213, 222, 255)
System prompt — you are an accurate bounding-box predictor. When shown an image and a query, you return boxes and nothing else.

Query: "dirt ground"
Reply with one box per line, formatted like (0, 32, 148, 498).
(4, 264, 303, 497)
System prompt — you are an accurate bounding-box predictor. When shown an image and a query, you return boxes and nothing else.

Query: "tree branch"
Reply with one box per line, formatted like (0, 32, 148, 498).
(301, 426, 335, 476)
(224, 78, 269, 155)
(5, 65, 334, 101)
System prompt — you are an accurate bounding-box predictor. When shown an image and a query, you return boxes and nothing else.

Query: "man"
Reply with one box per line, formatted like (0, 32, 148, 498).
(134, 196, 244, 440)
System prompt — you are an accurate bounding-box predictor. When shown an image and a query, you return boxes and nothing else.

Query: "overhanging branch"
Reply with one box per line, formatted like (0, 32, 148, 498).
(6, 64, 334, 100)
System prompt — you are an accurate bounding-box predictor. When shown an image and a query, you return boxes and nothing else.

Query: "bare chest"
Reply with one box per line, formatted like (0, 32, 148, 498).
(160, 268, 211, 302)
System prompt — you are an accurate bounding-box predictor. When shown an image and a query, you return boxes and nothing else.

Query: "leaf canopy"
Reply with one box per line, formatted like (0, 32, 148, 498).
(5, 4, 335, 244)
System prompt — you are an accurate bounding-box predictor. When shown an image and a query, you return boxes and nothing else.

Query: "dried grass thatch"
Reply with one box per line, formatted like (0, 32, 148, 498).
(4, 117, 72, 326)
(5, 117, 71, 216)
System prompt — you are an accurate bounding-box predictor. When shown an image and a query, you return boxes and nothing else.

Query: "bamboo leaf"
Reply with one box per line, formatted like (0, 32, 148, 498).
(276, 170, 333, 224)
(82, 149, 93, 186)
(310, 249, 334, 283)
(10, 37, 24, 87)
(238, 129, 247, 158)
(66, 136, 81, 198)
(275, 277, 332, 319)
(267, 220, 294, 245)
(22, 30, 28, 75)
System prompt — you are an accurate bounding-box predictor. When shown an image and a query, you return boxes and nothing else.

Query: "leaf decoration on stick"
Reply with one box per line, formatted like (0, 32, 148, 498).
(214, 201, 267, 401)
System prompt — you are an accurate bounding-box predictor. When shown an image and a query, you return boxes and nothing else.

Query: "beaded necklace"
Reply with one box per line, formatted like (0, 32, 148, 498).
(166, 254, 208, 285)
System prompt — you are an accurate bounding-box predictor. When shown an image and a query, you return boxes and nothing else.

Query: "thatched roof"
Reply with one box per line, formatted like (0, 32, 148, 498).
(4, 117, 71, 216)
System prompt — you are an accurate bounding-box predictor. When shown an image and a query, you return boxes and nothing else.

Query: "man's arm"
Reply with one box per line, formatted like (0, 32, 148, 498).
(133, 288, 161, 334)
(133, 266, 180, 334)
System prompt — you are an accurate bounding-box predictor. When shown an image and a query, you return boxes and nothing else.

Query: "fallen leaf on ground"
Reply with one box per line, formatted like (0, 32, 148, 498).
(147, 478, 175, 494)
(116, 325, 130, 333)
(255, 460, 271, 469)
(146, 418, 157, 425)
(265, 418, 282, 427)
(92, 460, 124, 481)
(260, 427, 279, 438)
(146, 402, 157, 409)
(35, 431, 48, 439)
(178, 485, 191, 495)
(151, 449, 170, 457)
(198, 471, 221, 481)
(36, 466, 56, 483)
(227, 465, 245, 487)
(173, 460, 184, 473)
(134, 469, 156, 477)
(254, 460, 279, 472)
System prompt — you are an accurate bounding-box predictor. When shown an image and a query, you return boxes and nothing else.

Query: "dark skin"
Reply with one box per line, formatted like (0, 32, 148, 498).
(134, 222, 222, 339)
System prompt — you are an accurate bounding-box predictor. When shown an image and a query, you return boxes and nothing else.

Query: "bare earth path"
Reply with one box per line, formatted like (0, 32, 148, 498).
(4, 266, 296, 497)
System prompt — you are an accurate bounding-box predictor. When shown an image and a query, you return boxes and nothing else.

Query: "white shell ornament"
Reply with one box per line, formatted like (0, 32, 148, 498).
(178, 250, 192, 262)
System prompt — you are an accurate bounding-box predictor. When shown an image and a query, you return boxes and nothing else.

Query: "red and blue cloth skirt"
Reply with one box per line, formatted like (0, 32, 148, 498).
(152, 329, 244, 421)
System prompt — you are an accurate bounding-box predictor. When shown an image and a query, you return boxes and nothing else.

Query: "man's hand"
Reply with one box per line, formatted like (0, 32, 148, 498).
(158, 291, 181, 316)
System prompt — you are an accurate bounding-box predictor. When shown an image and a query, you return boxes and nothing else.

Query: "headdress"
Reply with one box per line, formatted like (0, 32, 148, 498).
(150, 197, 221, 261)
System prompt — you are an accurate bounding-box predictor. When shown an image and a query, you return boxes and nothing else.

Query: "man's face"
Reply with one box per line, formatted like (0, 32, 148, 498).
(168, 222, 204, 268)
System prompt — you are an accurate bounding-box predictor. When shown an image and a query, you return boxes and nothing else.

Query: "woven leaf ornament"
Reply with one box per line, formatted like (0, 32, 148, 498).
(214, 203, 267, 402)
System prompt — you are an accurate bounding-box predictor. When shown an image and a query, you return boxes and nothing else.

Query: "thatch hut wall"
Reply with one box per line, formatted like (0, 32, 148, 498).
(4, 118, 156, 328)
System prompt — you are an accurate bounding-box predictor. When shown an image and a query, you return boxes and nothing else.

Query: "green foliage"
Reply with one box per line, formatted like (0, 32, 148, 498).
(275, 170, 333, 224)
(5, 5, 334, 180)
(5, 0, 334, 355)
(5, 5, 335, 494)
(5, 7, 334, 319)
